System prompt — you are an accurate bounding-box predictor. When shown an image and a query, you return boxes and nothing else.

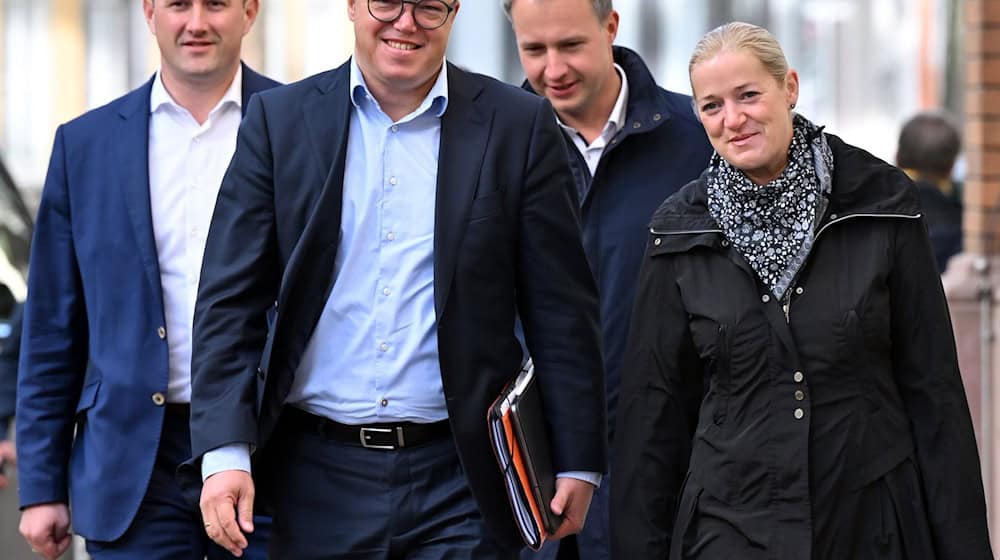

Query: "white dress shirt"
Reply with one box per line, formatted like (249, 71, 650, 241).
(557, 64, 629, 176)
(148, 67, 243, 403)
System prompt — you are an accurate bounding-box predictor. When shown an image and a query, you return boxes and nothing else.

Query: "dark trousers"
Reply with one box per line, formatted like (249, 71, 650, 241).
(266, 416, 520, 560)
(85, 407, 271, 560)
(520, 471, 610, 560)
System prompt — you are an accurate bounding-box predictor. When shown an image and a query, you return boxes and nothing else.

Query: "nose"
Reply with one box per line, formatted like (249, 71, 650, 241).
(393, 3, 419, 32)
(187, 3, 209, 33)
(543, 52, 568, 83)
(722, 103, 746, 130)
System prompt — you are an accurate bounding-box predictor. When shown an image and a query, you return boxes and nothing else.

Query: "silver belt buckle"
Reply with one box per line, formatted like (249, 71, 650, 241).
(359, 426, 400, 449)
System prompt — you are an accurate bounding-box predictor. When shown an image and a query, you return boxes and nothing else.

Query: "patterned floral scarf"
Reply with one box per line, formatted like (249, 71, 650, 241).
(707, 114, 834, 300)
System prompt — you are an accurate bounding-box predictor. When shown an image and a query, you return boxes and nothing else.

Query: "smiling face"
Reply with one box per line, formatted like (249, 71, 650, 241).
(348, 0, 458, 106)
(143, 0, 257, 89)
(510, 0, 618, 132)
(691, 48, 799, 185)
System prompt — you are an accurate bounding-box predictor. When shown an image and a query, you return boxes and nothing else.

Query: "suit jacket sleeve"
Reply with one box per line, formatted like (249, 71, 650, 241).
(611, 248, 703, 558)
(515, 98, 608, 474)
(889, 217, 993, 558)
(16, 126, 89, 507)
(190, 94, 280, 460)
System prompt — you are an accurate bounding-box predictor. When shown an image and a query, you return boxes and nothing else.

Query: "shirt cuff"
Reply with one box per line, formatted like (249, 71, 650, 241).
(201, 443, 252, 482)
(556, 471, 602, 488)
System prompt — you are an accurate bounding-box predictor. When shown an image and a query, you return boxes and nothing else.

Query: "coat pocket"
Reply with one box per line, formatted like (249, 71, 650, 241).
(710, 325, 731, 426)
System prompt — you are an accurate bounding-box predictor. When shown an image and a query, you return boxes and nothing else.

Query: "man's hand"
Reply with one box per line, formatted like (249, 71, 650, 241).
(0, 440, 15, 490)
(549, 477, 595, 540)
(19, 503, 72, 560)
(200, 469, 255, 557)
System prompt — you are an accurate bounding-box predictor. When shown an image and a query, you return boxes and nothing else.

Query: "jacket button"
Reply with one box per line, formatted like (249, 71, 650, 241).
(793, 371, 804, 383)
(151, 392, 166, 406)
(794, 390, 805, 401)
(654, 238, 662, 246)
(157, 326, 167, 340)
(761, 294, 771, 303)
(794, 408, 804, 419)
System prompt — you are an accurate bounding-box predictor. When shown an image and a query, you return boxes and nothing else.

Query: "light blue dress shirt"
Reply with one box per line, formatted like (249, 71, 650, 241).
(202, 59, 599, 487)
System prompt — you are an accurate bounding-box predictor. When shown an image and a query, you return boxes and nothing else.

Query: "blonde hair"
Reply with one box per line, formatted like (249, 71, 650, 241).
(689, 22, 789, 93)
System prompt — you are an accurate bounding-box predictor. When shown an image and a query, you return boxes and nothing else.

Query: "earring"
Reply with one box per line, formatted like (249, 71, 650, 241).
(790, 103, 796, 109)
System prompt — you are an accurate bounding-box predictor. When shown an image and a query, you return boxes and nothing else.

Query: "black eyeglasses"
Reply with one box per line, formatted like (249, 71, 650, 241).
(368, 0, 456, 30)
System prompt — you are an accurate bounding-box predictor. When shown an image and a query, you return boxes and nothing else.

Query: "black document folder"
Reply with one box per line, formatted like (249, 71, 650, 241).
(488, 359, 560, 550)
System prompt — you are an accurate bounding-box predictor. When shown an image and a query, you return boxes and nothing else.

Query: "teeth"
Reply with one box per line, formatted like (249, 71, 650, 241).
(387, 40, 417, 51)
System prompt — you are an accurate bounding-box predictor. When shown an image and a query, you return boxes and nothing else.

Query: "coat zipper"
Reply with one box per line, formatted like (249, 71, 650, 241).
(783, 212, 922, 324)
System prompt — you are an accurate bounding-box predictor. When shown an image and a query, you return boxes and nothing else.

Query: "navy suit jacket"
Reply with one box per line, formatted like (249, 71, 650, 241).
(16, 65, 279, 542)
(189, 60, 607, 549)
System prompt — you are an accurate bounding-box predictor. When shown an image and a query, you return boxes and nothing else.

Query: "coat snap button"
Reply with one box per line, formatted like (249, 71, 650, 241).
(796, 287, 804, 295)
(794, 408, 804, 419)
(761, 294, 771, 303)
(157, 326, 166, 340)
(152, 393, 166, 406)
(654, 238, 662, 246)
(794, 390, 805, 401)
(794, 371, 804, 383)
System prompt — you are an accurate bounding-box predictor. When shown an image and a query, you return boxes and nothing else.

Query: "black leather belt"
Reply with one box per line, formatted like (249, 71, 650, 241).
(283, 407, 450, 450)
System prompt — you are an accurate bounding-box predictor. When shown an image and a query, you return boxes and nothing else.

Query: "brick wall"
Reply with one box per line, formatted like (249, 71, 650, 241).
(965, 0, 1000, 254)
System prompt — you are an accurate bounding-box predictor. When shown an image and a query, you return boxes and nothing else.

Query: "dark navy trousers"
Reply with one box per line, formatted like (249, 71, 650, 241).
(266, 417, 520, 560)
(85, 407, 271, 559)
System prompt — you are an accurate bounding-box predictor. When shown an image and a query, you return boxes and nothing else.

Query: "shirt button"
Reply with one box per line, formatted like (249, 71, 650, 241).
(381, 399, 389, 407)
(794, 408, 805, 419)
(386, 232, 395, 241)
(157, 326, 167, 339)
(151, 392, 166, 406)
(389, 176, 398, 186)
(794, 390, 805, 401)
(383, 287, 391, 296)
(761, 294, 771, 303)
(796, 287, 804, 295)
(793, 371, 804, 383)
(391, 125, 399, 133)
(379, 342, 389, 352)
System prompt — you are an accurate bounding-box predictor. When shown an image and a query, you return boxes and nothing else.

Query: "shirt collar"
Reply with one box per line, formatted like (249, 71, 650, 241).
(150, 64, 243, 117)
(557, 63, 629, 140)
(349, 57, 449, 120)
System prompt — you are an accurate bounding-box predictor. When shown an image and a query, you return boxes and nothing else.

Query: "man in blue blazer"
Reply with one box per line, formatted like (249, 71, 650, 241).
(190, 0, 607, 558)
(16, 1, 278, 558)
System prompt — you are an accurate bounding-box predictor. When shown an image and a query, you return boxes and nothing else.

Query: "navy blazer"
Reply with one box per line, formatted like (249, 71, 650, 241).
(189, 60, 607, 549)
(16, 65, 279, 542)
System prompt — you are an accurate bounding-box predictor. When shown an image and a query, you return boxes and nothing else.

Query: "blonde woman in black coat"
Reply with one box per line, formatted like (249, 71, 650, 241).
(610, 22, 992, 560)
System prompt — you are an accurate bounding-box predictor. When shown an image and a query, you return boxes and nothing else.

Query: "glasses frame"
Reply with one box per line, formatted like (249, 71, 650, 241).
(367, 0, 456, 30)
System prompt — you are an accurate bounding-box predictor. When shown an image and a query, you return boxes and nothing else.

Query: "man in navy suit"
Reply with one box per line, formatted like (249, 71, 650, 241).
(190, 0, 607, 558)
(16, 1, 278, 558)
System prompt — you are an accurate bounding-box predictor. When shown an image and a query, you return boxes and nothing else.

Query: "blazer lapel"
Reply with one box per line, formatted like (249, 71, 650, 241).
(278, 65, 352, 331)
(115, 78, 164, 310)
(434, 65, 494, 318)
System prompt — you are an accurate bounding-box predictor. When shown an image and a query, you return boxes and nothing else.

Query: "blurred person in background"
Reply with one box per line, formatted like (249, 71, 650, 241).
(612, 21, 992, 559)
(503, 0, 711, 558)
(15, 1, 278, 558)
(896, 112, 963, 273)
